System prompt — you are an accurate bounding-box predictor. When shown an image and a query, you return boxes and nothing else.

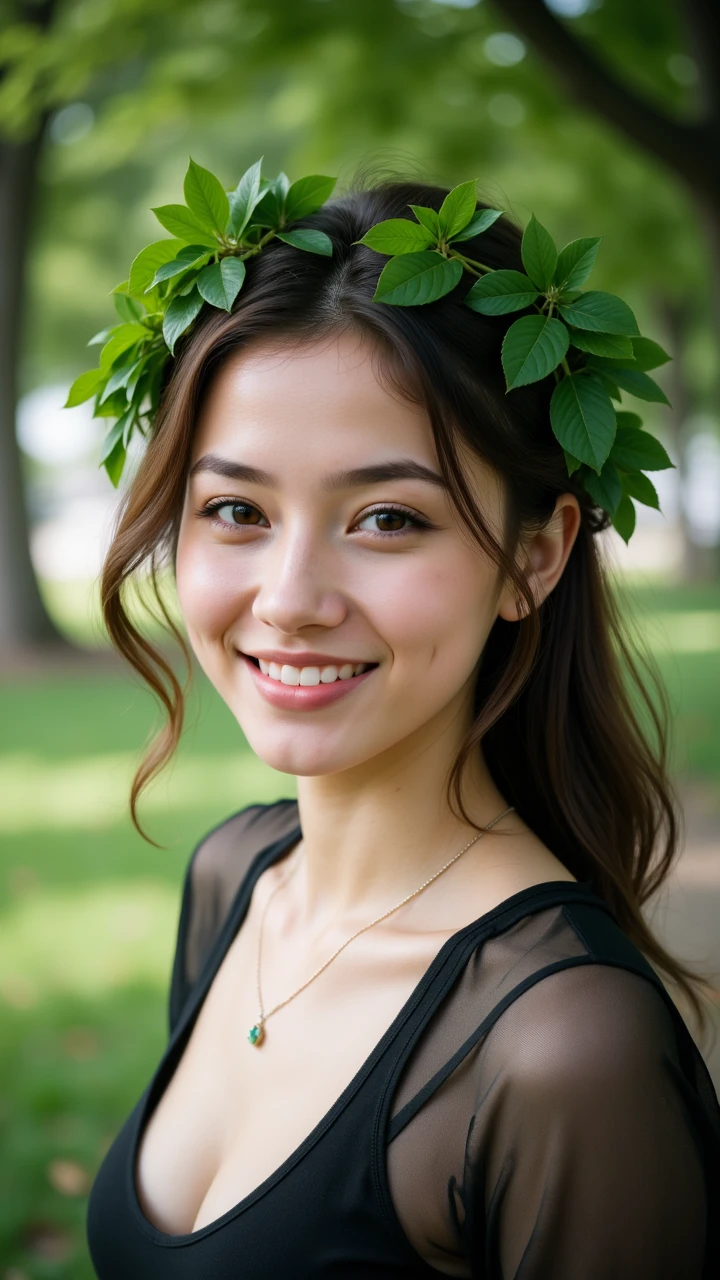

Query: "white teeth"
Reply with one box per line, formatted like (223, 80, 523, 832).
(254, 658, 372, 685)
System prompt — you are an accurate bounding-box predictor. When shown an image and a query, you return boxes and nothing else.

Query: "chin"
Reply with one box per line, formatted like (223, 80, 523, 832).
(234, 718, 365, 779)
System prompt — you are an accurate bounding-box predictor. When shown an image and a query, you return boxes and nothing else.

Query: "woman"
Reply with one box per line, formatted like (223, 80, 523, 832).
(87, 178, 720, 1277)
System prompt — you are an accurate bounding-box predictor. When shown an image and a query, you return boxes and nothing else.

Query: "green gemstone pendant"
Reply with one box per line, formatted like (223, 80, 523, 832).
(248, 1021, 265, 1047)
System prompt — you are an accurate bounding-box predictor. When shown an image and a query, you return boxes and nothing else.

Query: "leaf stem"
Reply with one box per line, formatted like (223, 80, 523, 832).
(238, 228, 277, 260)
(449, 251, 493, 276)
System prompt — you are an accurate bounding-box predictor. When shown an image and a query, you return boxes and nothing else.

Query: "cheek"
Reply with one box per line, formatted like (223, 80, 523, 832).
(175, 535, 247, 642)
(365, 547, 495, 677)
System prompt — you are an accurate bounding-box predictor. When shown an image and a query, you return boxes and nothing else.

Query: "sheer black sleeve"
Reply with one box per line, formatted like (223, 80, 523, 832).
(168, 799, 300, 1035)
(387, 905, 719, 1279)
(465, 963, 709, 1278)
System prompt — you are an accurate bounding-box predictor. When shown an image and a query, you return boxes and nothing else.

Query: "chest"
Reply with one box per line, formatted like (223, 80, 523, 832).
(134, 913, 455, 1236)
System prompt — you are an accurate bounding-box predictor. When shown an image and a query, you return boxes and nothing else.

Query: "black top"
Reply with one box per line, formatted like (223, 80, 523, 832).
(87, 800, 720, 1278)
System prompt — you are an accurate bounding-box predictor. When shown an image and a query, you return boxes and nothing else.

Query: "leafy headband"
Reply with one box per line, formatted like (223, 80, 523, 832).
(66, 158, 673, 544)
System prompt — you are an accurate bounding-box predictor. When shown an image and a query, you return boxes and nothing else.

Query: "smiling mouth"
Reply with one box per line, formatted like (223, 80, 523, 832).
(244, 656, 378, 687)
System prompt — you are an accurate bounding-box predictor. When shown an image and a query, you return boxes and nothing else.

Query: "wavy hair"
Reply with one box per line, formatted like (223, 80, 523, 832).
(101, 174, 716, 1047)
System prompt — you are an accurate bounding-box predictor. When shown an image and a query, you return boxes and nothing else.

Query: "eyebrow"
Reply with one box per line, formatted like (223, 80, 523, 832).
(188, 453, 448, 491)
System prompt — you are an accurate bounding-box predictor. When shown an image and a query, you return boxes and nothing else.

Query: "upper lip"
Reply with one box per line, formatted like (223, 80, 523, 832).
(242, 649, 376, 667)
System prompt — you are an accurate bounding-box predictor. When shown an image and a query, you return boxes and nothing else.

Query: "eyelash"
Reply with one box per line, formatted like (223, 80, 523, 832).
(195, 498, 434, 539)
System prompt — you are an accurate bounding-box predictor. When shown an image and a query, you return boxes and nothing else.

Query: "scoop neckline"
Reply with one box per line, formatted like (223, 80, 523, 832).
(128, 819, 598, 1247)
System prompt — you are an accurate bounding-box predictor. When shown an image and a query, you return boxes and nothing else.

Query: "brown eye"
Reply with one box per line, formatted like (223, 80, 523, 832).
(356, 507, 423, 535)
(215, 502, 267, 526)
(374, 511, 407, 531)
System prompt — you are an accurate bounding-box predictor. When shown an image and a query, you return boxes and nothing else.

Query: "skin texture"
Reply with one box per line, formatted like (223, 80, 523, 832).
(134, 330, 582, 1239)
(176, 328, 581, 920)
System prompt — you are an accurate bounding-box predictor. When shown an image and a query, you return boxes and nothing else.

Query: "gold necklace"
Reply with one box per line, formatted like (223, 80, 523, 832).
(247, 803, 516, 1046)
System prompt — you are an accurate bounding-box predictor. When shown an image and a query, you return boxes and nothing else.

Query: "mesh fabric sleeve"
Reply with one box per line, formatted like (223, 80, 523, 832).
(168, 799, 300, 1035)
(388, 941, 717, 1278)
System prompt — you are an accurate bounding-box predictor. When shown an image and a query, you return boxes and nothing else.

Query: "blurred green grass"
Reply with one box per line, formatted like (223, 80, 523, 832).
(0, 576, 719, 1277)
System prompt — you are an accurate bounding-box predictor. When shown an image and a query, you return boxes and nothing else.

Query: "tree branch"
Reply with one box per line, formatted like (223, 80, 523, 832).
(489, 0, 720, 207)
(683, 0, 720, 122)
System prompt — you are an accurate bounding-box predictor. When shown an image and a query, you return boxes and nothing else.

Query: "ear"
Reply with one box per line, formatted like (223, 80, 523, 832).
(496, 494, 582, 622)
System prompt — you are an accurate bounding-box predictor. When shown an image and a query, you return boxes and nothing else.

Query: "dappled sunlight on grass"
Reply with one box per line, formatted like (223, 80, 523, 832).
(1, 576, 718, 1276)
(645, 610, 720, 653)
(0, 750, 295, 833)
(0, 881, 178, 1005)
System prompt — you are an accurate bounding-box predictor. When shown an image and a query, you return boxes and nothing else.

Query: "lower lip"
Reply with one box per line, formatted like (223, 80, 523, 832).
(240, 654, 377, 710)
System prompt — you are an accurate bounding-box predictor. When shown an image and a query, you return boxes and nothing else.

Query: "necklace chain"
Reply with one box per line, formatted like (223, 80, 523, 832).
(248, 803, 516, 1046)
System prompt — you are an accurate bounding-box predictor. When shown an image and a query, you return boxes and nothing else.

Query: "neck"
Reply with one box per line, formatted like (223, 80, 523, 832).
(292, 695, 514, 926)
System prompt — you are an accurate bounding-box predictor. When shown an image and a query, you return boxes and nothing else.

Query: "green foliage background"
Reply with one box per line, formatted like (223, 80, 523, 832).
(2, 0, 719, 1274)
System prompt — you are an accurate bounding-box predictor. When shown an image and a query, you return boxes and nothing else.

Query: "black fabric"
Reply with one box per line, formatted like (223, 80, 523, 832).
(87, 800, 720, 1278)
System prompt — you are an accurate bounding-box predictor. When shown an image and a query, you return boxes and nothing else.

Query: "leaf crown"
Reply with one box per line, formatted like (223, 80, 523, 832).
(67, 161, 673, 544)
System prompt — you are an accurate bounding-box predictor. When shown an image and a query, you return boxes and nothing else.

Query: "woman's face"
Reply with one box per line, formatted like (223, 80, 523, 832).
(176, 330, 509, 779)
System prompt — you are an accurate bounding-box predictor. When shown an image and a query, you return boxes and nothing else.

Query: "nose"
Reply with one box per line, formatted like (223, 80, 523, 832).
(251, 525, 347, 635)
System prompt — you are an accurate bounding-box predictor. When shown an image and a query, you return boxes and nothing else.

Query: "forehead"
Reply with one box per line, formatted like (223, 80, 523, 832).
(191, 330, 436, 464)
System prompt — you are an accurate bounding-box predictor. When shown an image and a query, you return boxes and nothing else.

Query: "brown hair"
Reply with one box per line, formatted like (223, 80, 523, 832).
(101, 176, 716, 1047)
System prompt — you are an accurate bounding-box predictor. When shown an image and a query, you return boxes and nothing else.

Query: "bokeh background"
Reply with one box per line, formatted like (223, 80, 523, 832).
(1, 0, 719, 1274)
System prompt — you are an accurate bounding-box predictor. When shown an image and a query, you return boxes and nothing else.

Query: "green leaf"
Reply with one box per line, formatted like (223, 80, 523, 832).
(99, 325, 146, 371)
(284, 174, 336, 223)
(99, 359, 138, 404)
(568, 329, 634, 359)
(449, 208, 504, 242)
(163, 286, 204, 355)
(93, 389, 130, 419)
(152, 205, 218, 247)
(102, 436, 127, 488)
(521, 214, 557, 291)
(620, 470, 660, 510)
(373, 252, 463, 305)
(609, 425, 673, 471)
(407, 204, 440, 238)
(184, 158, 229, 236)
(581, 459, 622, 515)
(558, 291, 639, 335)
(150, 245, 211, 287)
(128, 239, 185, 296)
(251, 172, 290, 229)
(355, 219, 434, 255)
(629, 337, 671, 371)
(65, 368, 105, 408)
(501, 315, 569, 389)
(554, 237, 601, 291)
(228, 158, 264, 238)
(87, 327, 114, 347)
(275, 228, 333, 256)
(615, 411, 643, 430)
(598, 373, 622, 402)
(610, 367, 670, 405)
(196, 258, 247, 310)
(437, 180, 478, 239)
(549, 371, 616, 470)
(126, 356, 150, 400)
(114, 293, 143, 323)
(465, 269, 539, 315)
(409, 205, 441, 238)
(99, 411, 130, 465)
(564, 450, 582, 476)
(611, 494, 636, 544)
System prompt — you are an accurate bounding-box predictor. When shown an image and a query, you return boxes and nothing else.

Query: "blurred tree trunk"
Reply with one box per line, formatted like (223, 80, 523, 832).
(491, 0, 720, 578)
(0, 0, 67, 653)
(658, 299, 716, 580)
